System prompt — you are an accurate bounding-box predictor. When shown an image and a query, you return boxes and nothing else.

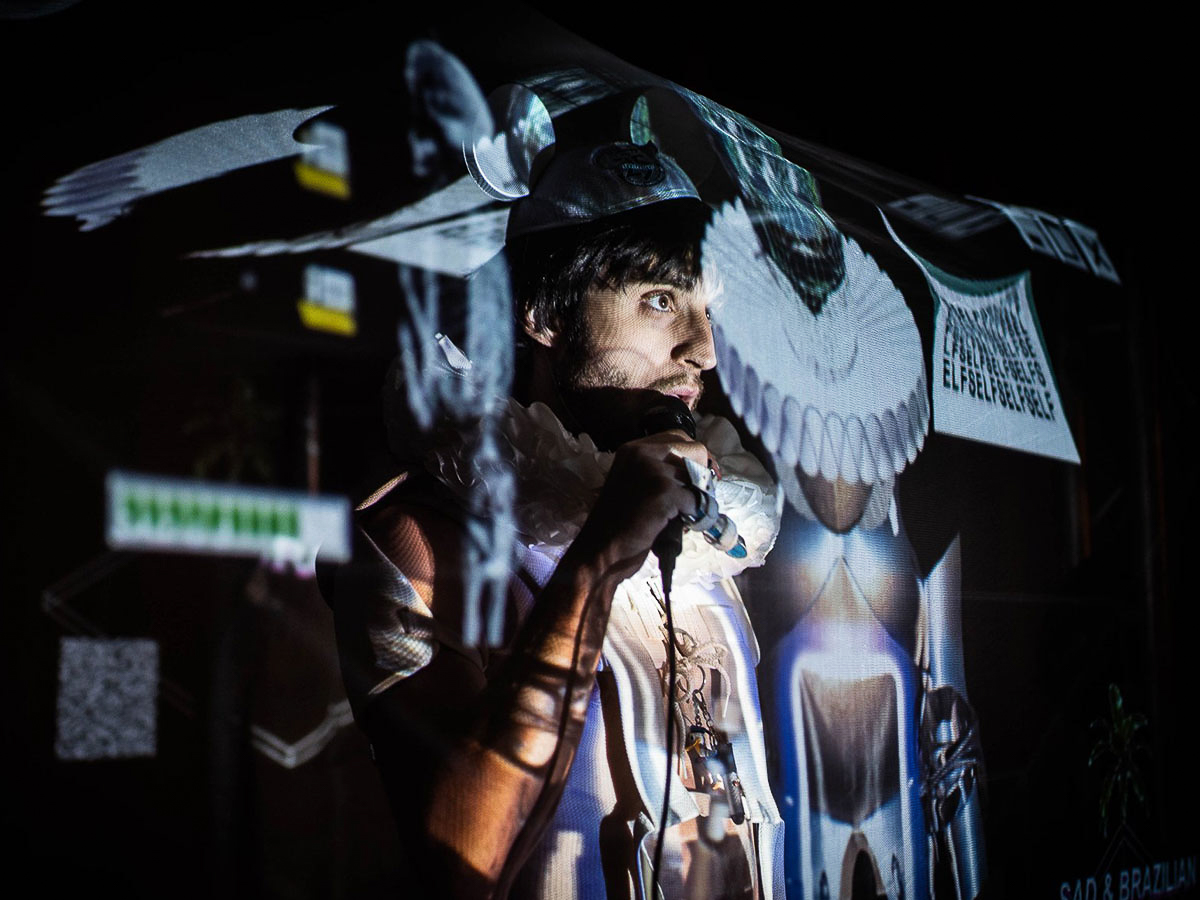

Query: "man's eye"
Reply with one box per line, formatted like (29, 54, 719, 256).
(644, 291, 674, 312)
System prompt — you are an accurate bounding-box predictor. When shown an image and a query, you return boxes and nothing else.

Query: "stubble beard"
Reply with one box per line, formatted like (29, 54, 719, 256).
(556, 332, 704, 406)
(549, 332, 704, 451)
(557, 340, 629, 395)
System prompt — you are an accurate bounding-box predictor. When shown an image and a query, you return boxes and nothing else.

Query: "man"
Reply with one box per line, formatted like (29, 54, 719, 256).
(332, 142, 783, 899)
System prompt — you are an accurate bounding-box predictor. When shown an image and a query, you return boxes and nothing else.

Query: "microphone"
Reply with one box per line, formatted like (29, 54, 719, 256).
(639, 397, 696, 575)
(640, 397, 748, 566)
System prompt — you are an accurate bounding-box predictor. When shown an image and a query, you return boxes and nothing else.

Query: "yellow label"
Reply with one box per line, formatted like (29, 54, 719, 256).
(297, 299, 356, 336)
(293, 161, 350, 200)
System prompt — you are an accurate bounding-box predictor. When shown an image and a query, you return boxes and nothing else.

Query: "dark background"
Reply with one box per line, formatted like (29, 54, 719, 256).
(2, 2, 1191, 898)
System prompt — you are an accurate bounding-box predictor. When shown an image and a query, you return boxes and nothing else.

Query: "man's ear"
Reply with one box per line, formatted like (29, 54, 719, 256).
(521, 309, 558, 349)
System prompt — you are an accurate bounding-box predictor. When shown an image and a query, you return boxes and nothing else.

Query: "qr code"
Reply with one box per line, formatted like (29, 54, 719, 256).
(55, 637, 158, 761)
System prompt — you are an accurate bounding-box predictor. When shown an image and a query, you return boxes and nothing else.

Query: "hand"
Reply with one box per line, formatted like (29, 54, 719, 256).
(571, 428, 711, 582)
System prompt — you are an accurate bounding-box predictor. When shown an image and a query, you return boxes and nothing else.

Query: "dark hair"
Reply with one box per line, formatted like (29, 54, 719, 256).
(507, 199, 710, 347)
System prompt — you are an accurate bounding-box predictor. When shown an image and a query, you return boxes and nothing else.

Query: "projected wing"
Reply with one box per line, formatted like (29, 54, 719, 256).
(189, 174, 503, 276)
(706, 200, 928, 486)
(42, 106, 334, 231)
(194, 42, 516, 277)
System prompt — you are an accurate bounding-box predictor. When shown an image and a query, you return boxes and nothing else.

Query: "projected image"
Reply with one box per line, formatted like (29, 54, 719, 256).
(31, 38, 970, 900)
(15, 7, 1176, 900)
(697, 132, 985, 896)
(322, 58, 992, 899)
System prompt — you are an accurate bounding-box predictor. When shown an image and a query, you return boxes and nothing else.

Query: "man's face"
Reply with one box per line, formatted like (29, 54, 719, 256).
(559, 279, 716, 411)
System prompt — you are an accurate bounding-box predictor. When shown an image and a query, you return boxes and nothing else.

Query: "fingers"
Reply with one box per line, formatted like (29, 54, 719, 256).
(626, 429, 710, 470)
(606, 433, 713, 525)
(573, 431, 717, 578)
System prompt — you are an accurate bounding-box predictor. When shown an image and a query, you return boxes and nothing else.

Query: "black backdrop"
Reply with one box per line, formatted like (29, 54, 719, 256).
(2, 2, 1192, 898)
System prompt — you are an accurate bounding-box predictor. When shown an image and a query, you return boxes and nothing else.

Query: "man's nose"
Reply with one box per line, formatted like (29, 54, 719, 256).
(674, 307, 717, 372)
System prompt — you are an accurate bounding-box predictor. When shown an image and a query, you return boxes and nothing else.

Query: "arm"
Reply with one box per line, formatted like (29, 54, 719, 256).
(358, 430, 710, 899)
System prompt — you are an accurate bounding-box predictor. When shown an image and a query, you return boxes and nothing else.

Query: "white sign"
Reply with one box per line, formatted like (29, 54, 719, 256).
(886, 219, 1080, 463)
(106, 471, 352, 566)
(295, 119, 350, 199)
(299, 264, 357, 336)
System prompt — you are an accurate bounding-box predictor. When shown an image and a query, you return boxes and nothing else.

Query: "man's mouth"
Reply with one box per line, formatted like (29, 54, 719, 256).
(654, 378, 703, 409)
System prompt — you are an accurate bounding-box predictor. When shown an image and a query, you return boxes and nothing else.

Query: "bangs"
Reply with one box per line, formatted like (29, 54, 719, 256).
(590, 233, 701, 293)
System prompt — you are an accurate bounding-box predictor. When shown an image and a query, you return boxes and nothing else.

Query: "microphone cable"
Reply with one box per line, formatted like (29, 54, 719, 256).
(639, 398, 693, 900)
(651, 537, 679, 900)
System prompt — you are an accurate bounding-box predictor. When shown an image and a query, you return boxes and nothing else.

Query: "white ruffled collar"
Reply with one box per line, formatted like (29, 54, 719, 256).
(704, 200, 929, 500)
(427, 399, 782, 589)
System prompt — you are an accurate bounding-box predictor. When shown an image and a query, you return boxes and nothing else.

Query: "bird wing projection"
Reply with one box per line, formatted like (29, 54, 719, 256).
(42, 106, 335, 231)
(189, 73, 563, 276)
(187, 174, 504, 277)
(704, 199, 929, 487)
